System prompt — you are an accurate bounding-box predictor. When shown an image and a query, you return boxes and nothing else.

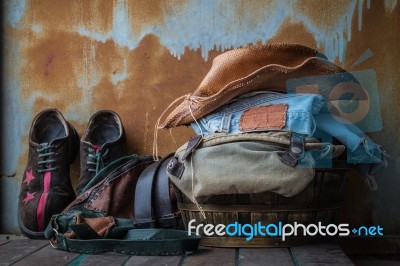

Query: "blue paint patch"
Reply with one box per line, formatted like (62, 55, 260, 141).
(77, 0, 157, 50)
(4, 0, 27, 28)
(385, 0, 398, 12)
(1, 12, 40, 233)
(1, 40, 28, 176)
(78, 27, 108, 43)
(112, 0, 135, 48)
(293, 0, 357, 63)
(31, 23, 44, 34)
(351, 48, 373, 67)
(358, 0, 364, 31)
(64, 109, 85, 123)
(111, 60, 129, 85)
(160, 0, 290, 60)
(111, 72, 129, 85)
(339, 38, 348, 64)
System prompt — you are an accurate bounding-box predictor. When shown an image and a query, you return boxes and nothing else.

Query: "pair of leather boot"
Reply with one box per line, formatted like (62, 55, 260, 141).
(18, 109, 127, 239)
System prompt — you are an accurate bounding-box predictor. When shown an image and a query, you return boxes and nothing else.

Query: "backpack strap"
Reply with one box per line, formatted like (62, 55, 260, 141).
(153, 156, 180, 228)
(51, 227, 201, 255)
(134, 154, 178, 228)
(133, 161, 160, 228)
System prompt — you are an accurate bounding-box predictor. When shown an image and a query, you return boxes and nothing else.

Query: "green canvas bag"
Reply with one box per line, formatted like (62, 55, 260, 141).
(167, 132, 345, 204)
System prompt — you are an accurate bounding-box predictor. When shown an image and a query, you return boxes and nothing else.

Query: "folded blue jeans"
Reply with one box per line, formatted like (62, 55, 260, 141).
(191, 91, 326, 137)
(314, 113, 382, 164)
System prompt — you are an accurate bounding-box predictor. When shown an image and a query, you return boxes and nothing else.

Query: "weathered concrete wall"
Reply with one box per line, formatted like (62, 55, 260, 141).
(1, 0, 399, 239)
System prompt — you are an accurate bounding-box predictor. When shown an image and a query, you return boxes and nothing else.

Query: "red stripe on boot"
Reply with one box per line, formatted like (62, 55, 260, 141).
(37, 171, 51, 231)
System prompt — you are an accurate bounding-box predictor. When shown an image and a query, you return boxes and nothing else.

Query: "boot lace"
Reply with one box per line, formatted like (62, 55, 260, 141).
(37, 143, 58, 173)
(86, 147, 110, 174)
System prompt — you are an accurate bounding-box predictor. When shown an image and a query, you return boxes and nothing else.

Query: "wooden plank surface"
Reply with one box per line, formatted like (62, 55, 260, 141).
(67, 253, 130, 266)
(238, 248, 294, 266)
(124, 255, 183, 266)
(291, 243, 354, 265)
(12, 244, 80, 266)
(0, 240, 10, 246)
(349, 255, 400, 266)
(0, 239, 48, 265)
(338, 236, 400, 255)
(350, 259, 400, 266)
(0, 239, 360, 266)
(183, 247, 236, 266)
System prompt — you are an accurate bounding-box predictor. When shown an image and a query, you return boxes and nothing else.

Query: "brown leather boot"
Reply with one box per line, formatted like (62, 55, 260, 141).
(76, 110, 127, 195)
(18, 109, 79, 239)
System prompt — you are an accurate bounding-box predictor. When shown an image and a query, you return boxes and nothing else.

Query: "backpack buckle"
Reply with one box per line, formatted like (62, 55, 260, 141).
(279, 133, 305, 167)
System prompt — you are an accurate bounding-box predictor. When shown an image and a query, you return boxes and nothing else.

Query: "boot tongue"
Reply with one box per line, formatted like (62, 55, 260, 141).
(49, 136, 67, 146)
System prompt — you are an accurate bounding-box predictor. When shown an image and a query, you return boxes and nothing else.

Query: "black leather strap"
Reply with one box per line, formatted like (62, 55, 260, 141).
(133, 161, 160, 228)
(134, 154, 177, 229)
(153, 157, 178, 228)
(182, 135, 202, 160)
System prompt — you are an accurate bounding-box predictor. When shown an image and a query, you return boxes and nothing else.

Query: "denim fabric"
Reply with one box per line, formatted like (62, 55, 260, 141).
(191, 91, 326, 137)
(314, 114, 382, 164)
(191, 91, 383, 166)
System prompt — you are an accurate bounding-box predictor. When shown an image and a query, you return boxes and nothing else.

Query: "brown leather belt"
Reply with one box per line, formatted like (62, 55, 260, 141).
(134, 154, 180, 229)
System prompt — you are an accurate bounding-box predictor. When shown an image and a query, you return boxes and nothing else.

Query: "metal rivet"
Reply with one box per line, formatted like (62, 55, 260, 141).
(291, 147, 302, 154)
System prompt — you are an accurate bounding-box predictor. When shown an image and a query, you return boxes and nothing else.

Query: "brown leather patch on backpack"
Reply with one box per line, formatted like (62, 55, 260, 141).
(240, 104, 287, 131)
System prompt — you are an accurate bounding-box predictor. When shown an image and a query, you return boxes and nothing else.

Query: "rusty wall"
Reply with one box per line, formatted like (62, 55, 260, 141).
(1, 0, 399, 240)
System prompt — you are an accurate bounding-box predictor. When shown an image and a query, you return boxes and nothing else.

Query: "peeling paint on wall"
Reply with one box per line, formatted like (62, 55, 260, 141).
(385, 0, 398, 12)
(74, 0, 397, 63)
(31, 23, 43, 34)
(77, 0, 152, 52)
(111, 59, 129, 85)
(351, 48, 373, 67)
(2, 26, 25, 176)
(4, 0, 26, 28)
